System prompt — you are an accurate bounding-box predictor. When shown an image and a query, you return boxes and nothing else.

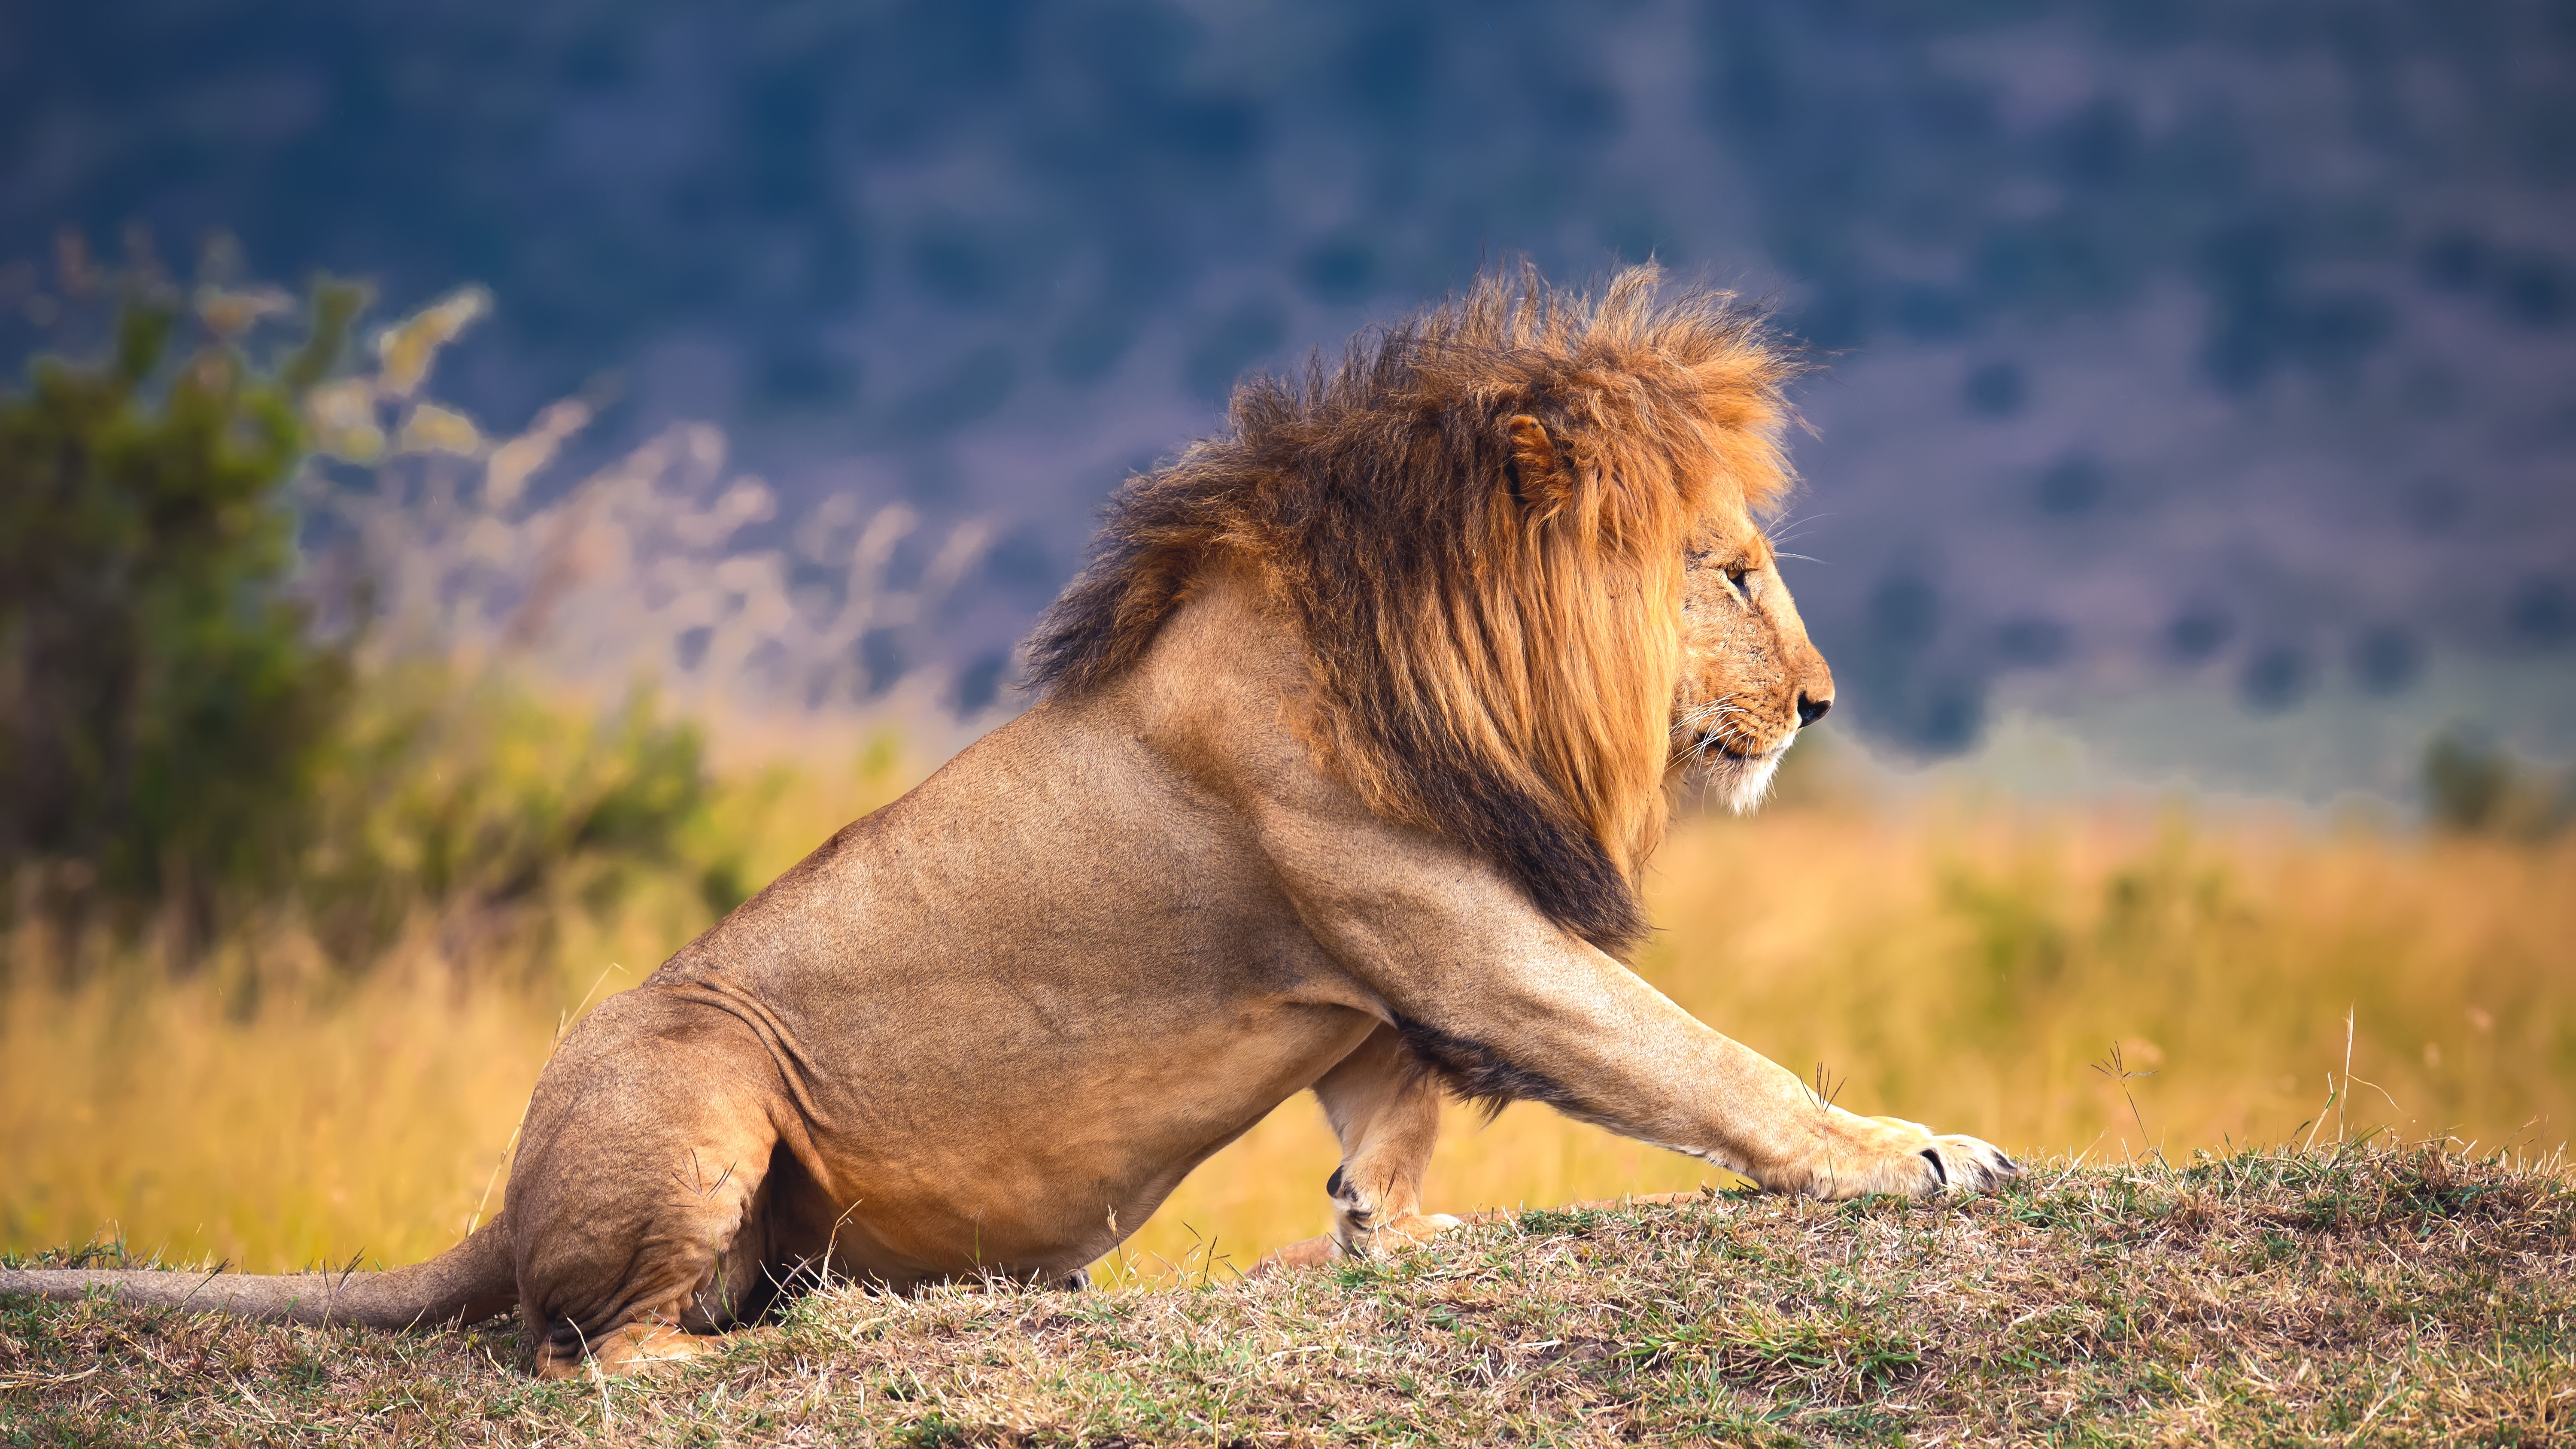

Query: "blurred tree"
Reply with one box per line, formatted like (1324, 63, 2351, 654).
(0, 276, 363, 946)
(2423, 729, 2511, 831)
(2421, 727, 2570, 838)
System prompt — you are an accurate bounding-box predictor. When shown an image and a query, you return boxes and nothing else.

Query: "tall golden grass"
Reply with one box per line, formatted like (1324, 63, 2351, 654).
(6, 725, 2569, 1285)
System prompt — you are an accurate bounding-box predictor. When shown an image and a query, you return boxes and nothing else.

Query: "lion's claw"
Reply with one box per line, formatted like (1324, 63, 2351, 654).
(1923, 1132, 2019, 1192)
(1769, 1112, 2020, 1199)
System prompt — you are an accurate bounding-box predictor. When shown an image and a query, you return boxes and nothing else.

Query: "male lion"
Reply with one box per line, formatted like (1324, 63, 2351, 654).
(2, 267, 2013, 1376)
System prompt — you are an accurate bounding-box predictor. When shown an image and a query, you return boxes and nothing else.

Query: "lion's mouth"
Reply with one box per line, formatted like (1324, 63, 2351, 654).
(1692, 731, 1782, 764)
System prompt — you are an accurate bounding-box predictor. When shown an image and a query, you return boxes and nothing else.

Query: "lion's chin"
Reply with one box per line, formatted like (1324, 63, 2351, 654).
(1699, 743, 1786, 815)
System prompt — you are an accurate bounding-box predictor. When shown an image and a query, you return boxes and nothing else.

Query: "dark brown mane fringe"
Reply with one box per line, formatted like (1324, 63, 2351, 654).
(1024, 264, 1799, 957)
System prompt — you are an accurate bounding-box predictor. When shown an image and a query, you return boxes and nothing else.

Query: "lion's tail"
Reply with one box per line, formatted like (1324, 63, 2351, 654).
(0, 1218, 518, 1331)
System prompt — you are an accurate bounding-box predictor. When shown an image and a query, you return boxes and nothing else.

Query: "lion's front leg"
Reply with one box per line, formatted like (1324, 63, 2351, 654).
(1770, 1107, 2020, 1197)
(1262, 810, 2017, 1203)
(1397, 954, 2020, 1200)
(1251, 1024, 1461, 1274)
(1408, 953, 2019, 1200)
(1314, 1024, 1462, 1253)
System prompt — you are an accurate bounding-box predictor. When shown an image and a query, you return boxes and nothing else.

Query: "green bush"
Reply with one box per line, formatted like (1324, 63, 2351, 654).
(0, 280, 363, 930)
(0, 261, 741, 984)
(297, 660, 738, 970)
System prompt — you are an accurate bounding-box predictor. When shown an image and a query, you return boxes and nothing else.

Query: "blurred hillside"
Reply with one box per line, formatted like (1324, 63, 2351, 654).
(4, 0, 2573, 782)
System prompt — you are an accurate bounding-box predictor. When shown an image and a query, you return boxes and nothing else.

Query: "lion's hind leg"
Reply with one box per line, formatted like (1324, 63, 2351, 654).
(506, 989, 797, 1378)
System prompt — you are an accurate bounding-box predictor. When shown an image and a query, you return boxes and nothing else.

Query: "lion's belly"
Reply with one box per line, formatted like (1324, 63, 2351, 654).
(790, 994, 1376, 1283)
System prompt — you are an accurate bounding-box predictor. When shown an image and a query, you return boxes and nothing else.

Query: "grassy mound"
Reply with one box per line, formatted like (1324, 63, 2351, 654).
(4, 1140, 2570, 1446)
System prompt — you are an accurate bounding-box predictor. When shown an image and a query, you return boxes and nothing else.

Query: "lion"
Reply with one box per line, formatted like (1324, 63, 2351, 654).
(0, 265, 2014, 1376)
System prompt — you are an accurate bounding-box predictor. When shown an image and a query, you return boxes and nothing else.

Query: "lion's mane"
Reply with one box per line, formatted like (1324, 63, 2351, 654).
(1026, 266, 1798, 955)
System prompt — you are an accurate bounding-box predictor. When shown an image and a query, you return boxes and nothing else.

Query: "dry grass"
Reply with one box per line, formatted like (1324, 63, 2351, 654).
(6, 1140, 2570, 1445)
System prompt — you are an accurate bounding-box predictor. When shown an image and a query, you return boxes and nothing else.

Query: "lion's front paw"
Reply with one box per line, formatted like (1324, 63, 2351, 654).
(1365, 1212, 1463, 1249)
(1771, 1111, 2019, 1199)
(1245, 1211, 1463, 1278)
(1900, 1122, 2019, 1193)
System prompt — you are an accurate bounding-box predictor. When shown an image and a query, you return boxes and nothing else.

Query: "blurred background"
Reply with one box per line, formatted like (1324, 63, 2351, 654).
(3, 0, 2571, 1280)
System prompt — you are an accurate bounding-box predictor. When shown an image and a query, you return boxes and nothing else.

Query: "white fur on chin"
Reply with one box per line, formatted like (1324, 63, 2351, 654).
(1710, 747, 1784, 814)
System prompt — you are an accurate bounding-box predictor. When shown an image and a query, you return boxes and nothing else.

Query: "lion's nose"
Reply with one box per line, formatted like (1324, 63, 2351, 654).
(1796, 693, 1832, 728)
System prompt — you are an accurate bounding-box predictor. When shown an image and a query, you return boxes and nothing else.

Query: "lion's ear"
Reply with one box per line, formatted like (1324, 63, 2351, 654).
(1505, 415, 1575, 515)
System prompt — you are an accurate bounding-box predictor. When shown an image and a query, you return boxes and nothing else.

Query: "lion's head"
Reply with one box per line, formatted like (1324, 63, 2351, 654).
(1028, 264, 1830, 956)
(1670, 486, 1835, 815)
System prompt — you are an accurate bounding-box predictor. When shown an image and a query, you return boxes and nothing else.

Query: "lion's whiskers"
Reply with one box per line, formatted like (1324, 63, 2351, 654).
(1666, 691, 1778, 813)
(1671, 694, 1760, 761)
